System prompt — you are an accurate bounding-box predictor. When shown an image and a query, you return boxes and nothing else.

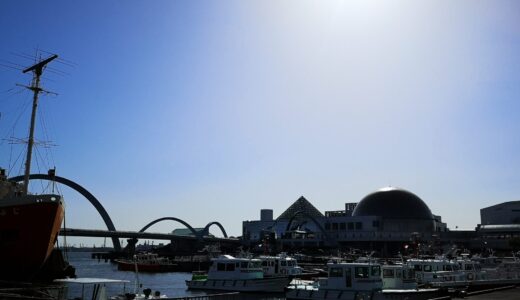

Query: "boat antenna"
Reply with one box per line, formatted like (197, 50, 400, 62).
(20, 54, 58, 195)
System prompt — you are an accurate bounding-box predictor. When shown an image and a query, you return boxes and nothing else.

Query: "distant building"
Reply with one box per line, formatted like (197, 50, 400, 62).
(242, 196, 322, 242)
(480, 201, 520, 225)
(477, 201, 520, 251)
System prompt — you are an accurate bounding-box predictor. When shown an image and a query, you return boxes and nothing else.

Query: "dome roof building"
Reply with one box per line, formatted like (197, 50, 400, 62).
(352, 186, 433, 220)
(353, 186, 436, 232)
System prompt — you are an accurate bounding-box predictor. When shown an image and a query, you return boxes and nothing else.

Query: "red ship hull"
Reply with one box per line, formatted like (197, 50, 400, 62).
(0, 198, 64, 281)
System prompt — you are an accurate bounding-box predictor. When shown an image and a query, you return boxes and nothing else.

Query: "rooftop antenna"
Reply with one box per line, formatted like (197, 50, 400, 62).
(20, 54, 58, 195)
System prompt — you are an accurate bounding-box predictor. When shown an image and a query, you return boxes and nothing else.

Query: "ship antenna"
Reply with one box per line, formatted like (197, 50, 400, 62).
(20, 54, 58, 195)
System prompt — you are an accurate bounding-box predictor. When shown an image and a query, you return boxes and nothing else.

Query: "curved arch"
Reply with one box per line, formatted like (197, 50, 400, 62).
(139, 217, 200, 240)
(202, 221, 228, 238)
(284, 210, 329, 240)
(9, 174, 122, 251)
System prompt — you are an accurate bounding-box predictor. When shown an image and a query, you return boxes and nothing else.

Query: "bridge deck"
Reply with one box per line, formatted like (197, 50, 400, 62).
(60, 228, 239, 243)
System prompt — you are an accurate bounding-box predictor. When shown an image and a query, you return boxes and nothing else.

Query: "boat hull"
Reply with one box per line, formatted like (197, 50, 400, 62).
(429, 278, 520, 290)
(0, 196, 64, 281)
(186, 276, 291, 293)
(286, 288, 442, 300)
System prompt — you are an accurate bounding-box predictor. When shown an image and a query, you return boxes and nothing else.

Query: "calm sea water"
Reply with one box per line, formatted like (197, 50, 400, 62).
(64, 251, 284, 299)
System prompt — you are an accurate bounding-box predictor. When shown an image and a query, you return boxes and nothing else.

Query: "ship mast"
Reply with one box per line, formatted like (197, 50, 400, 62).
(21, 54, 58, 195)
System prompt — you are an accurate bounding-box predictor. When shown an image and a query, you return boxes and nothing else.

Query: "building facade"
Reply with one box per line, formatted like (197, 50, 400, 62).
(480, 201, 520, 225)
(477, 201, 520, 251)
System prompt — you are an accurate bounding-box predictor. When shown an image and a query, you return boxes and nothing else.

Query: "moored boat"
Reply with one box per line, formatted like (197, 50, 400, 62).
(55, 277, 171, 300)
(186, 254, 291, 292)
(115, 253, 178, 272)
(286, 261, 444, 300)
(406, 257, 464, 285)
(427, 256, 520, 290)
(405, 255, 520, 291)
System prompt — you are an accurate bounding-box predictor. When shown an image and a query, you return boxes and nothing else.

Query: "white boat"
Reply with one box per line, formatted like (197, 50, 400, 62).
(483, 257, 520, 280)
(407, 256, 520, 290)
(185, 254, 291, 292)
(286, 261, 443, 300)
(407, 257, 465, 285)
(55, 278, 170, 300)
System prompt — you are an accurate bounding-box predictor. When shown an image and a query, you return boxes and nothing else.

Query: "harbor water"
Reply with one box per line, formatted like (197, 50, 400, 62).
(64, 251, 284, 299)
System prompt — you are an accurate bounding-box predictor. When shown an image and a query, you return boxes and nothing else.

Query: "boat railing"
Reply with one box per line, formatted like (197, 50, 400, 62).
(168, 291, 240, 300)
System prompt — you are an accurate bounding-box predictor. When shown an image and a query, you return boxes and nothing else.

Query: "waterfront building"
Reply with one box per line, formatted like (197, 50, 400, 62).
(480, 201, 520, 225)
(243, 187, 520, 254)
(477, 201, 520, 251)
(243, 186, 449, 255)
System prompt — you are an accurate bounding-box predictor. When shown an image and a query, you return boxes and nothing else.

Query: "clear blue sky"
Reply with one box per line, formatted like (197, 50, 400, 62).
(1, 1, 519, 247)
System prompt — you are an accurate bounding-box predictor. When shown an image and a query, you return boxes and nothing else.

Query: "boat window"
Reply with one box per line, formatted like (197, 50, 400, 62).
(250, 261, 261, 268)
(408, 269, 415, 279)
(396, 270, 402, 278)
(345, 268, 352, 287)
(281, 261, 287, 266)
(413, 265, 422, 271)
(241, 262, 248, 268)
(383, 269, 395, 278)
(226, 263, 235, 271)
(262, 261, 268, 267)
(217, 263, 225, 271)
(444, 265, 452, 271)
(355, 267, 369, 278)
(465, 264, 473, 271)
(424, 265, 432, 272)
(329, 267, 343, 277)
(371, 266, 380, 277)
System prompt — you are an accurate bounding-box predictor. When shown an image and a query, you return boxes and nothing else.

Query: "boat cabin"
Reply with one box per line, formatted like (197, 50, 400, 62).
(260, 253, 302, 276)
(407, 258, 463, 284)
(208, 255, 263, 280)
(318, 262, 383, 291)
(381, 264, 417, 290)
(455, 257, 485, 281)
